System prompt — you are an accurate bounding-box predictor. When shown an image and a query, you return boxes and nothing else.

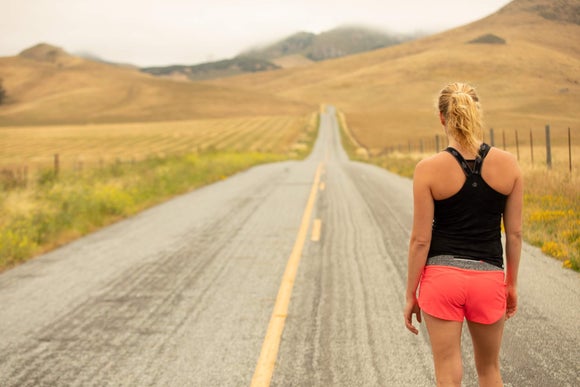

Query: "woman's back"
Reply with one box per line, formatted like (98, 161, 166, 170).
(422, 146, 519, 201)
(423, 143, 515, 267)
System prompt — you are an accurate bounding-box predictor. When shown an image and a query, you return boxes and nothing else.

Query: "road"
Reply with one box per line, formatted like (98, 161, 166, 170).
(0, 107, 578, 386)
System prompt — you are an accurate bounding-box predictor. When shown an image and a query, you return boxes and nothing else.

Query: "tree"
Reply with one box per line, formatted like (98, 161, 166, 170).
(0, 78, 5, 105)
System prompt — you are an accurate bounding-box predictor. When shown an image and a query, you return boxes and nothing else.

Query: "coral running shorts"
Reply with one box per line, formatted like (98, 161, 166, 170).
(418, 265, 506, 324)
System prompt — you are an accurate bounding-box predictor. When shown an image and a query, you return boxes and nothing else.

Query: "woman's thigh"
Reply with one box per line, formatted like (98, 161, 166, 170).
(423, 312, 464, 383)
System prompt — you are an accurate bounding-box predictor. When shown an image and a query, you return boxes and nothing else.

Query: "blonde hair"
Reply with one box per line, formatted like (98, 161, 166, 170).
(438, 82, 483, 156)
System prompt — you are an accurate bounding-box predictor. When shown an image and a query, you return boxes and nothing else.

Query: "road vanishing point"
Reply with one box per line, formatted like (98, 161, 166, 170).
(0, 107, 578, 386)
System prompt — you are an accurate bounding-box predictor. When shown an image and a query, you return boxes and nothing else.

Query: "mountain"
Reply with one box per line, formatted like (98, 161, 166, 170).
(0, 43, 313, 126)
(141, 26, 412, 81)
(242, 32, 316, 61)
(242, 26, 407, 62)
(206, 0, 580, 153)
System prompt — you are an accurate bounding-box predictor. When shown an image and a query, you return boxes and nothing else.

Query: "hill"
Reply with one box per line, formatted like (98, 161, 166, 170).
(141, 26, 410, 81)
(74, 50, 139, 70)
(206, 0, 580, 153)
(242, 26, 407, 62)
(0, 43, 314, 126)
(141, 56, 281, 82)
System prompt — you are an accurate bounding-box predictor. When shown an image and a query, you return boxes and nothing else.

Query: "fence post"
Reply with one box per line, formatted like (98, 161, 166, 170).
(569, 127, 572, 173)
(515, 130, 520, 160)
(489, 128, 495, 147)
(545, 124, 552, 169)
(54, 154, 60, 177)
(530, 129, 534, 165)
(420, 139, 424, 154)
(502, 130, 506, 150)
(435, 135, 440, 152)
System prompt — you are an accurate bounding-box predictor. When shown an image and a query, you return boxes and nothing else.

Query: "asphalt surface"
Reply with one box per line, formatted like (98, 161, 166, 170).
(0, 107, 578, 386)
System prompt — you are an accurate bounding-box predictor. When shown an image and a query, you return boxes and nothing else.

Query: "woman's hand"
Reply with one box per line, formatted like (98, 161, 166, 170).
(506, 285, 518, 319)
(404, 295, 422, 334)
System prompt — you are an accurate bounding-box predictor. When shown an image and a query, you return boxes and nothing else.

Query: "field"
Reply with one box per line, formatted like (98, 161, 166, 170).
(0, 113, 319, 270)
(338, 111, 580, 271)
(0, 114, 317, 170)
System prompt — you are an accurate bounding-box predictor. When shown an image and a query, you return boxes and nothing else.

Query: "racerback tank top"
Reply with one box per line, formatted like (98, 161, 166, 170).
(427, 143, 507, 268)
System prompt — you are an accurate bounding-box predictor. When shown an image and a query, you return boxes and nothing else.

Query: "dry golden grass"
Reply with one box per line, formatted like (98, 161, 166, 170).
(0, 114, 317, 173)
(521, 165, 579, 269)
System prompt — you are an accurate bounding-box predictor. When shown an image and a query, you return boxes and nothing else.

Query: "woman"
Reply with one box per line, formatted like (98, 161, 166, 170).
(404, 82, 523, 386)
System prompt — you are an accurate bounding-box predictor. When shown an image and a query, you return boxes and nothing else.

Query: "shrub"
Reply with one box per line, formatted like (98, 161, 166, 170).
(468, 34, 506, 45)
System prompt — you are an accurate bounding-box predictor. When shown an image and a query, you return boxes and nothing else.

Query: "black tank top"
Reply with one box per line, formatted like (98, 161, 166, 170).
(427, 143, 507, 268)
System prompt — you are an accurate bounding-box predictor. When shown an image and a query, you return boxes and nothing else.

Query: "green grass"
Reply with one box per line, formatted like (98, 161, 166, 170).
(0, 150, 301, 271)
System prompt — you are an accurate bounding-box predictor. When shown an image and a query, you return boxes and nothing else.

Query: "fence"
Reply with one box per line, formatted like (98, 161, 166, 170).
(379, 126, 576, 173)
(0, 152, 165, 191)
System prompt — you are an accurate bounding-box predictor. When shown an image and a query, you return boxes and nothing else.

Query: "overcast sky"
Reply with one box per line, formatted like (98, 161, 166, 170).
(2, 0, 512, 67)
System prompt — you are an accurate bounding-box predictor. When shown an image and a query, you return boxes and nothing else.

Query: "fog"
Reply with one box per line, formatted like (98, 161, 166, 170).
(1, 0, 512, 67)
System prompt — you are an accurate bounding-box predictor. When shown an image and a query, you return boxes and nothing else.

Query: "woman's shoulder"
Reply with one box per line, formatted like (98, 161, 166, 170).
(486, 146, 520, 170)
(416, 151, 452, 168)
(487, 145, 515, 159)
(414, 151, 452, 177)
(482, 147, 522, 193)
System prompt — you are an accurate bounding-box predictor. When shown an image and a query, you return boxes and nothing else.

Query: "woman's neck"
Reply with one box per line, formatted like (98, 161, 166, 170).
(446, 137, 480, 159)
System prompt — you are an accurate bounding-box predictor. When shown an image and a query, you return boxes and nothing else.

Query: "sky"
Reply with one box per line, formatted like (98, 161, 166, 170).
(2, 0, 513, 67)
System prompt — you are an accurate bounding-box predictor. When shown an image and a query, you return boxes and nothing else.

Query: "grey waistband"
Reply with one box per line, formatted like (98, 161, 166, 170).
(426, 255, 503, 271)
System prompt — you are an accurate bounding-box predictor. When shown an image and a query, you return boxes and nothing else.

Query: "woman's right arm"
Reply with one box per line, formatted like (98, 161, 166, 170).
(503, 156, 523, 319)
(405, 160, 434, 334)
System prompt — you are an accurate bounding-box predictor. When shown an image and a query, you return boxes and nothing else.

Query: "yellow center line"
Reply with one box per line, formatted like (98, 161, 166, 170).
(250, 162, 324, 387)
(311, 219, 322, 242)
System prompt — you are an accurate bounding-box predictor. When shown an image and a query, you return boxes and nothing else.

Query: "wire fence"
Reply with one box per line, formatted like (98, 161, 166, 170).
(378, 126, 576, 173)
(0, 153, 149, 190)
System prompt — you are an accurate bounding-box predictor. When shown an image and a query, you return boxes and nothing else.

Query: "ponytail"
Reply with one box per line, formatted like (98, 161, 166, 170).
(438, 83, 483, 156)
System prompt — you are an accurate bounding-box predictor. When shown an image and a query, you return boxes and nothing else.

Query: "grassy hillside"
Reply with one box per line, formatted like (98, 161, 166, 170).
(0, 44, 313, 126)
(207, 0, 579, 154)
